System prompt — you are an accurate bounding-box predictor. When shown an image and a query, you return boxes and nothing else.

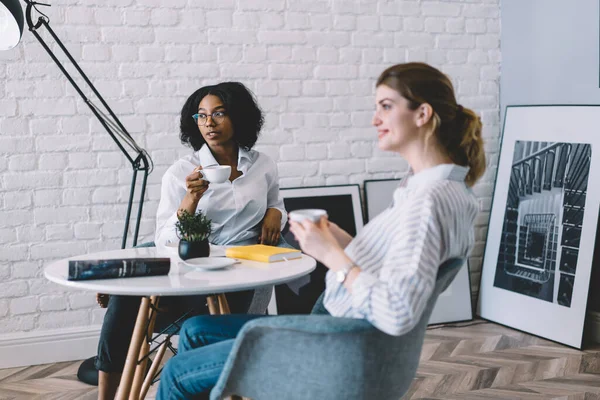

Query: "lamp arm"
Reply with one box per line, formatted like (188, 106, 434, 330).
(24, 0, 153, 248)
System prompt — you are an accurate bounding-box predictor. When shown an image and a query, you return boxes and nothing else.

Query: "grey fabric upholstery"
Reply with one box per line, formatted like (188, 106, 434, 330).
(210, 257, 465, 400)
(246, 286, 273, 315)
(135, 241, 156, 248)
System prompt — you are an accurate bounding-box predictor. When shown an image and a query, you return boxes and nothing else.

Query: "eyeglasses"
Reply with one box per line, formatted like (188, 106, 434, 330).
(192, 111, 226, 125)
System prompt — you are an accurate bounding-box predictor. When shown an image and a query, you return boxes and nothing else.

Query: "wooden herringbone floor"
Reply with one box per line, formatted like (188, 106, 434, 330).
(0, 320, 599, 399)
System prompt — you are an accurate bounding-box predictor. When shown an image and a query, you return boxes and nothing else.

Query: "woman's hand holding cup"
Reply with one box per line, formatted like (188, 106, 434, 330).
(289, 209, 342, 265)
(178, 166, 209, 218)
(184, 165, 232, 200)
(185, 167, 209, 201)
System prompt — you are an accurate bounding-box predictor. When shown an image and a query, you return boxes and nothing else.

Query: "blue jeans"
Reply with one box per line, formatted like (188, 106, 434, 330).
(156, 314, 265, 400)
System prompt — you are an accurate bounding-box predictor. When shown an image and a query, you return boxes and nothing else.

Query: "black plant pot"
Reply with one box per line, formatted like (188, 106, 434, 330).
(178, 239, 210, 260)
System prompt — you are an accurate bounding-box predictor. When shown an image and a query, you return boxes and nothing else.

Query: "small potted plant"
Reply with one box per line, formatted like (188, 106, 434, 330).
(175, 209, 212, 260)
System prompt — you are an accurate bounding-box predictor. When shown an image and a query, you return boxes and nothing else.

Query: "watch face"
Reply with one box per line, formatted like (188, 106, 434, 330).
(336, 270, 346, 283)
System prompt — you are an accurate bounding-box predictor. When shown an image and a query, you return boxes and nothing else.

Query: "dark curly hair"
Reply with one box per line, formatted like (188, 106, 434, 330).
(180, 82, 264, 151)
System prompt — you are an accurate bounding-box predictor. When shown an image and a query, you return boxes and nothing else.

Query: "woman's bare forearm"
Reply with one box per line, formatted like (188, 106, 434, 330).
(330, 222, 353, 248)
(177, 194, 200, 217)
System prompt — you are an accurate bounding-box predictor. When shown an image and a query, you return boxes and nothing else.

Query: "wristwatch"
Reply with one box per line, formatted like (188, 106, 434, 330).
(336, 261, 357, 284)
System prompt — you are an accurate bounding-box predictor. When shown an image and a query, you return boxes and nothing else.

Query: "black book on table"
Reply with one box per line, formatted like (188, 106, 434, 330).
(68, 258, 171, 281)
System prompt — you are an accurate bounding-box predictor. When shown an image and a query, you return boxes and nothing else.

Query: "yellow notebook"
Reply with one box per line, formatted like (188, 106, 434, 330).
(225, 244, 301, 263)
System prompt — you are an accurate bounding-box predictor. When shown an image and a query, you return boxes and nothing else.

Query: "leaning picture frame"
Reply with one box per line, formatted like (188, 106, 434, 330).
(477, 105, 600, 348)
(364, 178, 474, 325)
(271, 185, 364, 315)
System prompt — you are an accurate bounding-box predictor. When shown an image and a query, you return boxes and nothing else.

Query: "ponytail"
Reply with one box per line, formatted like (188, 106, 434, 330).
(454, 106, 486, 187)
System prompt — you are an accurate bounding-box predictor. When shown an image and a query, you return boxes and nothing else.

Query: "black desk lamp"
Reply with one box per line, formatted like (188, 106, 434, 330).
(0, 0, 23, 50)
(0, 0, 153, 248)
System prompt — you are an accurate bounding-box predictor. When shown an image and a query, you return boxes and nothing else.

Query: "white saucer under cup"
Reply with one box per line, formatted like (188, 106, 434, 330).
(182, 257, 236, 270)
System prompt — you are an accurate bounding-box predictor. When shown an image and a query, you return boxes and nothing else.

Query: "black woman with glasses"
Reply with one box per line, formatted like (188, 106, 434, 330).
(93, 82, 288, 400)
(155, 81, 287, 250)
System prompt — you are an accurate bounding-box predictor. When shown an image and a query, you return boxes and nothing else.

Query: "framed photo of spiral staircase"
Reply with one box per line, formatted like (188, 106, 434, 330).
(478, 105, 600, 348)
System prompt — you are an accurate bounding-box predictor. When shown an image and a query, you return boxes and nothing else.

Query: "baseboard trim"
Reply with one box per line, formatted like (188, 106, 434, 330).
(0, 325, 102, 369)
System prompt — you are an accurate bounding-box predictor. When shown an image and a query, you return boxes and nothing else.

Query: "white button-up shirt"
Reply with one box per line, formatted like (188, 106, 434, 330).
(324, 164, 478, 336)
(155, 145, 287, 246)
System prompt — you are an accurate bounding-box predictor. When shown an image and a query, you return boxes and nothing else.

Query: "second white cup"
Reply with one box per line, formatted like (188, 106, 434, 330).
(289, 209, 328, 223)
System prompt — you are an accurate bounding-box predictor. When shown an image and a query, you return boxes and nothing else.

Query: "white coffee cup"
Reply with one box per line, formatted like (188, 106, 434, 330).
(289, 209, 328, 223)
(197, 165, 231, 183)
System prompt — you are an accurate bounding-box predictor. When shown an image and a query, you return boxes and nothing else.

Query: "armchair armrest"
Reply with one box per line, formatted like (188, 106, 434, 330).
(238, 314, 374, 334)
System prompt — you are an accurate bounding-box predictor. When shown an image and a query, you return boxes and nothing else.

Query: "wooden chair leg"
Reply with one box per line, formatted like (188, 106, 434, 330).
(115, 297, 151, 400)
(131, 296, 160, 399)
(207, 295, 220, 315)
(139, 339, 169, 400)
(218, 293, 231, 314)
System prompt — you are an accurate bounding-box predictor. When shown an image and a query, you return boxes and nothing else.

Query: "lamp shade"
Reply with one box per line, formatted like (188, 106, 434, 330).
(0, 0, 24, 50)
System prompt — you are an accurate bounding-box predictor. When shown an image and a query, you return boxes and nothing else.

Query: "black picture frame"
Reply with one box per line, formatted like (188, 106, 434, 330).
(273, 185, 364, 315)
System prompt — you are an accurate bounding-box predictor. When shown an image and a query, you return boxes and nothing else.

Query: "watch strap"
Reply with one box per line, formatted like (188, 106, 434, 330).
(337, 260, 357, 283)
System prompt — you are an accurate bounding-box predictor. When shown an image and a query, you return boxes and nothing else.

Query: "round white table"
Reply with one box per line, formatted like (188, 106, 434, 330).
(45, 246, 316, 296)
(44, 246, 316, 400)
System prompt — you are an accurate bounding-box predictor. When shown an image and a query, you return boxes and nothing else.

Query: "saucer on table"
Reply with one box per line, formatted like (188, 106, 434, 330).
(181, 257, 236, 270)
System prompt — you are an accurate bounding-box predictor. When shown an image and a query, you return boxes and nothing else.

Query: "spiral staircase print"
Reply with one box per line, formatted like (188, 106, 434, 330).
(493, 141, 591, 307)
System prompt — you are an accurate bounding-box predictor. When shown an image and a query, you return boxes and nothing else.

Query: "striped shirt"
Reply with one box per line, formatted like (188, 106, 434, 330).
(323, 164, 478, 336)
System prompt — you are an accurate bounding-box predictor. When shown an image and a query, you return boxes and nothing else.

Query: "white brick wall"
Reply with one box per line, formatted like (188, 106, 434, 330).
(0, 0, 500, 335)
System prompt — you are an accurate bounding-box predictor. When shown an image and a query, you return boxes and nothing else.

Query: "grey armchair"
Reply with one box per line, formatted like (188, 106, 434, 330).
(210, 257, 465, 400)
